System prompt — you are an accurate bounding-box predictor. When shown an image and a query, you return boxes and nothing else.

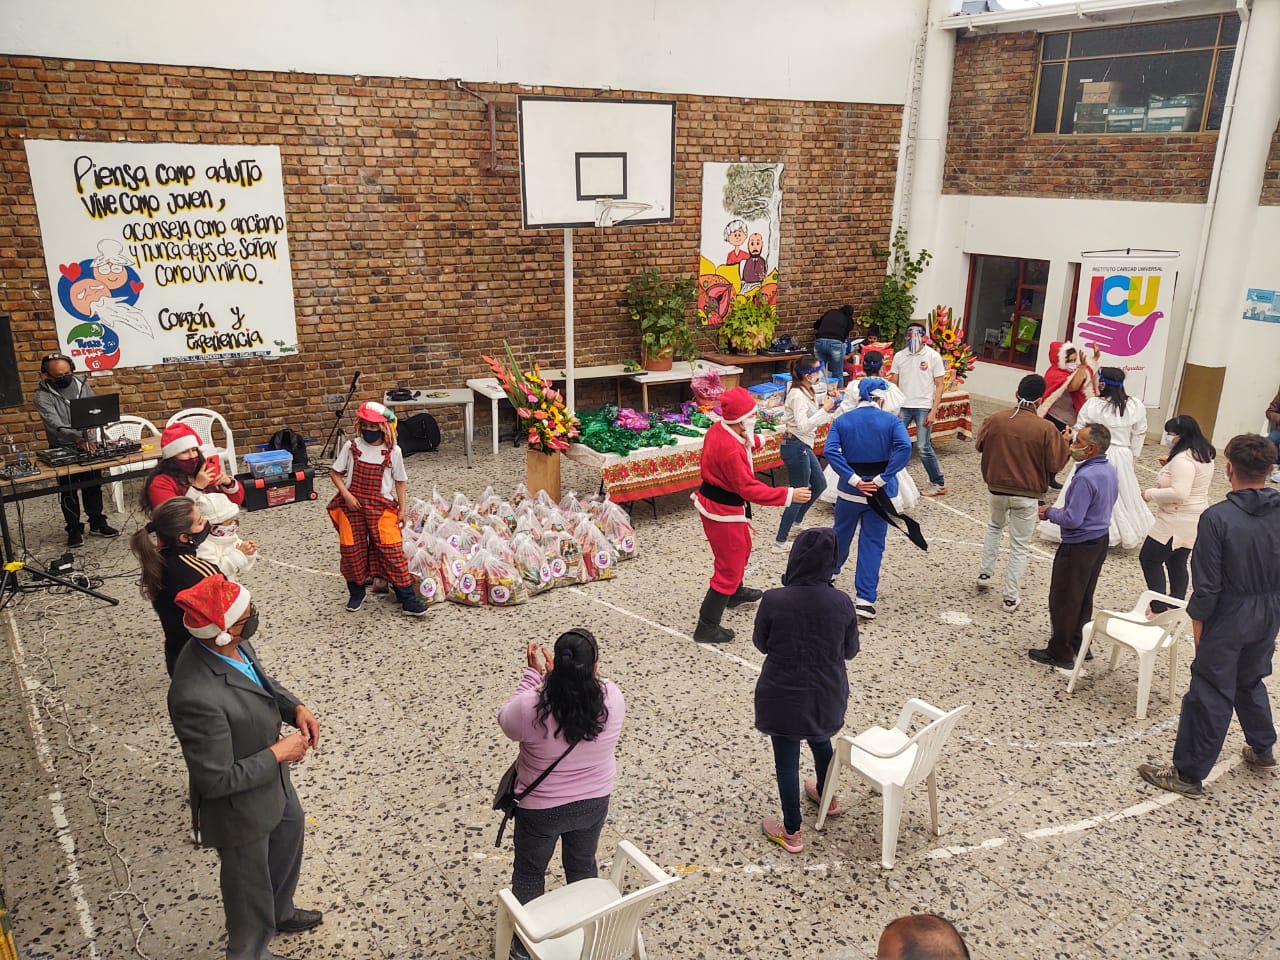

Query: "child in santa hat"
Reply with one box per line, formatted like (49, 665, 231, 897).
(692, 387, 811, 644)
(196, 492, 257, 581)
(327, 401, 427, 617)
(142, 421, 244, 513)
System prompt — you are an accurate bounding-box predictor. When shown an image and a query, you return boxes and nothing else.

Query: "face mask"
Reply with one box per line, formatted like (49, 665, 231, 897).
(212, 521, 238, 538)
(907, 333, 924, 350)
(238, 610, 259, 641)
(187, 522, 212, 546)
(51, 374, 74, 390)
(1162, 433, 1177, 448)
(1065, 359, 1080, 372)
(1068, 444, 1090, 462)
(176, 457, 201, 476)
(361, 429, 384, 444)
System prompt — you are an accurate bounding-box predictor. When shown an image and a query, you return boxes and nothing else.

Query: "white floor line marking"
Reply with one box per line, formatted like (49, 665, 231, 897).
(957, 716, 1179, 750)
(925, 754, 1243, 860)
(4, 609, 101, 959)
(919, 497, 1057, 561)
(260, 555, 345, 578)
(567, 588, 763, 675)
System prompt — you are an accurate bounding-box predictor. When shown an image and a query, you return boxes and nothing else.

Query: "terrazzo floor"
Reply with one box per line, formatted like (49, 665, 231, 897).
(2, 396, 1278, 960)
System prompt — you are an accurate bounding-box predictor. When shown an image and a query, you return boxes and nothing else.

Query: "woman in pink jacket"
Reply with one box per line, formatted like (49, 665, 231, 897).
(1140, 415, 1215, 613)
(497, 629, 625, 924)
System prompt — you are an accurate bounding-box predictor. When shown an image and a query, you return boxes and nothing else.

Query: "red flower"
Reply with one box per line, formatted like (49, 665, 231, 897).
(517, 407, 532, 419)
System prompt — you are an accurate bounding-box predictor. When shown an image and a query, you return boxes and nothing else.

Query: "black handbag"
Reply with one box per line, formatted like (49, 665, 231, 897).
(493, 742, 576, 847)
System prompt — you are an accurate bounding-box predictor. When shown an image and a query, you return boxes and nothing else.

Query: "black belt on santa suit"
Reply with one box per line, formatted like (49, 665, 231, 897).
(699, 480, 752, 519)
(846, 460, 928, 551)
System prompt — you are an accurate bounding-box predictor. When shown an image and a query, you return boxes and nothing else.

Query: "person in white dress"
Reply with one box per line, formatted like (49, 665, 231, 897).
(1038, 366, 1153, 548)
(820, 350, 920, 512)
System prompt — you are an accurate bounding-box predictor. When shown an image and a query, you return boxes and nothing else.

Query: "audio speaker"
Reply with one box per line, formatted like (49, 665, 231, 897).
(0, 314, 21, 409)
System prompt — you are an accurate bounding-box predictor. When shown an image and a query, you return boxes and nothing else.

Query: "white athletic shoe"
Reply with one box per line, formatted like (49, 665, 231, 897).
(854, 598, 877, 620)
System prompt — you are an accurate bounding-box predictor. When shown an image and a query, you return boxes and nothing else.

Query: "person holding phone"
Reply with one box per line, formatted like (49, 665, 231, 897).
(142, 422, 244, 513)
(773, 355, 836, 551)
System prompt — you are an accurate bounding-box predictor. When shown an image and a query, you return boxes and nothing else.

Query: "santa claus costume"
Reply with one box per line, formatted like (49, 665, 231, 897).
(1037, 340, 1097, 429)
(692, 388, 795, 644)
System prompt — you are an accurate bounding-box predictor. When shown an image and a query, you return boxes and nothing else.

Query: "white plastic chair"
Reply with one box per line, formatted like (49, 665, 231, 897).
(495, 840, 679, 960)
(103, 415, 161, 512)
(166, 407, 237, 475)
(1065, 590, 1190, 720)
(815, 699, 970, 869)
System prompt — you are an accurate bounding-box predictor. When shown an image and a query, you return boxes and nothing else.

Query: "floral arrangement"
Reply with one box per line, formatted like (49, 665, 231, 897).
(482, 341, 580, 454)
(927, 305, 977, 386)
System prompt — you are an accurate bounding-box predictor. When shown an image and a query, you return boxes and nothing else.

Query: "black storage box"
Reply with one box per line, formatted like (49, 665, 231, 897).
(236, 468, 318, 511)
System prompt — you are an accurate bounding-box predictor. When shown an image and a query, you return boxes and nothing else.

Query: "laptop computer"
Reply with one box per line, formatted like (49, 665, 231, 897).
(69, 393, 121, 430)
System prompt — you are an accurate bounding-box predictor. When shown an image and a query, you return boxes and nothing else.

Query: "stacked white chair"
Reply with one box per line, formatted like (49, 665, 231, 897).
(165, 407, 238, 476)
(103, 414, 161, 512)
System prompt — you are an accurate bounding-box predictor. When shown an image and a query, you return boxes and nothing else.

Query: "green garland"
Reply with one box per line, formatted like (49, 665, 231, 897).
(577, 407, 704, 456)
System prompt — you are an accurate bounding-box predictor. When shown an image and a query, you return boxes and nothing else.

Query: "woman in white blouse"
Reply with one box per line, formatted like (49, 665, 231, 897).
(1140, 415, 1215, 613)
(773, 355, 836, 551)
(1038, 367, 1153, 548)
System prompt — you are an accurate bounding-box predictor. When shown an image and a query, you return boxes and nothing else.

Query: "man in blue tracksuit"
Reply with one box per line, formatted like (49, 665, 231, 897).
(824, 377, 912, 621)
(1139, 434, 1280, 798)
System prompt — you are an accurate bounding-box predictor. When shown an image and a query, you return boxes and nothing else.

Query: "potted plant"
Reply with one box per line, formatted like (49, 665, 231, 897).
(626, 269, 699, 371)
(718, 294, 778, 354)
(861, 227, 933, 346)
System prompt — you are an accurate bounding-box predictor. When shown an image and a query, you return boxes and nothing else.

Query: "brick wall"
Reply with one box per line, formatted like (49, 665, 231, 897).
(944, 32, 1218, 201)
(0, 57, 902, 453)
(1262, 119, 1280, 205)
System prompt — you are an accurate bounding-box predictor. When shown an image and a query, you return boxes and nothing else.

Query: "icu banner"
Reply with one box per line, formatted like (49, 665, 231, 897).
(24, 140, 298, 370)
(1073, 257, 1177, 406)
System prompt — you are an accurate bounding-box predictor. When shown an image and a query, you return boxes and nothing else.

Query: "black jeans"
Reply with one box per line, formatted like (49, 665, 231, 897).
(770, 736, 834, 835)
(57, 470, 106, 534)
(1139, 536, 1190, 613)
(1047, 535, 1109, 663)
(511, 795, 609, 904)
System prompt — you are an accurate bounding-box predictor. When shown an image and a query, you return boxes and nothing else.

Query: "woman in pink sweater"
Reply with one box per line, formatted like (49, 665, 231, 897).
(497, 629, 624, 914)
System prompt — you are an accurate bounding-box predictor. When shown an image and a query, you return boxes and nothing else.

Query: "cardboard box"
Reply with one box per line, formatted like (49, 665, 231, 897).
(1146, 117, 1190, 132)
(1073, 102, 1107, 121)
(1148, 94, 1205, 109)
(236, 468, 318, 511)
(1073, 120, 1107, 134)
(1080, 81, 1122, 103)
(1106, 117, 1146, 133)
(1105, 105, 1147, 117)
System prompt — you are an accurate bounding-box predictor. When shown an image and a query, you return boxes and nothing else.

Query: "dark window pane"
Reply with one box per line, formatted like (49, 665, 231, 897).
(1219, 13, 1240, 45)
(1061, 51, 1212, 133)
(1034, 63, 1064, 134)
(1206, 47, 1233, 130)
(1069, 17, 1220, 58)
(1042, 33, 1069, 61)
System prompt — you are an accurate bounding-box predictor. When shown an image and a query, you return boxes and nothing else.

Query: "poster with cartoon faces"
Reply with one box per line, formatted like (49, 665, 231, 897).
(696, 162, 782, 326)
(24, 140, 298, 370)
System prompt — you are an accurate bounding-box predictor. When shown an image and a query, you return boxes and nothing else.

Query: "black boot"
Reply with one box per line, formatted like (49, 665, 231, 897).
(345, 581, 366, 612)
(726, 583, 764, 608)
(693, 589, 734, 644)
(392, 583, 428, 618)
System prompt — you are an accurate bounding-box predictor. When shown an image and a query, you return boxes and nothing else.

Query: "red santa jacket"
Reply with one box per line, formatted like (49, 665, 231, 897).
(694, 421, 792, 522)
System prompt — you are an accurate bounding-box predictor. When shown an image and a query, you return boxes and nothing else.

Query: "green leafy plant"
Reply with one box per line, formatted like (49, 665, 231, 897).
(862, 227, 933, 347)
(626, 269, 699, 363)
(718, 294, 778, 353)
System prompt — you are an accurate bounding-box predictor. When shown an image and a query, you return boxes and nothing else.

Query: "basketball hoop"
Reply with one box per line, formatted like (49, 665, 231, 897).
(594, 199, 655, 228)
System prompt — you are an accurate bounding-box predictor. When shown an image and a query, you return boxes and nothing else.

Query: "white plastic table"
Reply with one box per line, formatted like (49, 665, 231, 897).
(382, 388, 474, 467)
(629, 360, 744, 412)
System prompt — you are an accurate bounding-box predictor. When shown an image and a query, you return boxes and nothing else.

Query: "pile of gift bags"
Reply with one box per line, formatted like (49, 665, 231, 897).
(399, 485, 638, 608)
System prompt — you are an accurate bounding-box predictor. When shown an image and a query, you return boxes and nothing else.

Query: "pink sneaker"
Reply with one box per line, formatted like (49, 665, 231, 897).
(804, 779, 842, 817)
(761, 818, 804, 853)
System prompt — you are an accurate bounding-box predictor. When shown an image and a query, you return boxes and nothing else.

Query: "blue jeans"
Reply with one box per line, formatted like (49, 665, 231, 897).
(814, 338, 845, 386)
(771, 736, 834, 834)
(900, 407, 944, 486)
(833, 498, 888, 602)
(776, 437, 825, 542)
(1269, 429, 1280, 465)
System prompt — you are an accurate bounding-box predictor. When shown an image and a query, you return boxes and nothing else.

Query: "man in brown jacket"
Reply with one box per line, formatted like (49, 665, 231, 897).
(975, 374, 1070, 612)
(1266, 384, 1280, 484)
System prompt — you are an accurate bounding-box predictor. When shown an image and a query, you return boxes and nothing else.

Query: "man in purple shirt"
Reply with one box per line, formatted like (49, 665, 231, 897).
(1030, 423, 1119, 668)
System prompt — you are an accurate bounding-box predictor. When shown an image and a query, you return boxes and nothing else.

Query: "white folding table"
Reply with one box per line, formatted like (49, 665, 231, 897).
(382, 388, 474, 467)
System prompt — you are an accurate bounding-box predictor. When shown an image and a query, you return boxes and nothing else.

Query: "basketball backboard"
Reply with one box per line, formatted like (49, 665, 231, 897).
(517, 96, 675, 230)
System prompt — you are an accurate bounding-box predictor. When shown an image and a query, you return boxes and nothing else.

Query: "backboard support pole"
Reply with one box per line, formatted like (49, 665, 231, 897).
(563, 227, 576, 415)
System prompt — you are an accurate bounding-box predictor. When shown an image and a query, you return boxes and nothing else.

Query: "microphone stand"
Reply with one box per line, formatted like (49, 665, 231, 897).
(322, 372, 360, 460)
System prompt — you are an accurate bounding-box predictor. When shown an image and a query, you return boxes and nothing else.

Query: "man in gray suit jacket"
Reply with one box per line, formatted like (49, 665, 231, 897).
(168, 577, 323, 960)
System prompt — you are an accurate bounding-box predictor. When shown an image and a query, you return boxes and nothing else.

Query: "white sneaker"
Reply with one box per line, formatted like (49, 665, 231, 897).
(976, 573, 992, 591)
(1002, 596, 1021, 613)
(854, 598, 876, 620)
(772, 540, 792, 554)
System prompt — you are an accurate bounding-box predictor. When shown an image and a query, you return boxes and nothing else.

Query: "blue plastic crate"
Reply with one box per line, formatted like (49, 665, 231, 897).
(243, 449, 294, 479)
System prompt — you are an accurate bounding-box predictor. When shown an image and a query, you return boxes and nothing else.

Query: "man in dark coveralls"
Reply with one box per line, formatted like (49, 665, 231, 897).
(1139, 434, 1280, 798)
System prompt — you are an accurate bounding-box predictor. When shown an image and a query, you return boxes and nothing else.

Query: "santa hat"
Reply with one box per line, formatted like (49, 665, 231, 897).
(718, 387, 757, 424)
(176, 577, 250, 647)
(197, 492, 239, 525)
(161, 422, 202, 459)
(858, 377, 889, 402)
